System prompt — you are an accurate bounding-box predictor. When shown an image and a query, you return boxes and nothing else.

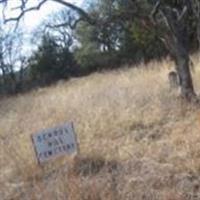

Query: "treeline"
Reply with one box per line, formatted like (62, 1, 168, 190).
(0, 0, 198, 95)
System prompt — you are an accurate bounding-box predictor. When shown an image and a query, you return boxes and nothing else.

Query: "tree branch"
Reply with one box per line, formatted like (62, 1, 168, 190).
(1, 0, 97, 29)
(46, 17, 83, 30)
(52, 0, 96, 25)
(177, 6, 188, 22)
(3, 0, 48, 23)
(150, 0, 161, 24)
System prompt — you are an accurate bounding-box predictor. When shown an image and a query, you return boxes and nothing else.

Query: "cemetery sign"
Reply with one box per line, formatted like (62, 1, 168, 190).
(32, 122, 78, 164)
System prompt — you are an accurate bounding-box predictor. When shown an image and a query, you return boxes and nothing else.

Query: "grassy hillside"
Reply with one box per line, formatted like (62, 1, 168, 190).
(1, 55, 200, 200)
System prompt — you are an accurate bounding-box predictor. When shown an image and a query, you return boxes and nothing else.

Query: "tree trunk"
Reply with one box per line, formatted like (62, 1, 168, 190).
(174, 35, 196, 101)
(150, 1, 199, 102)
(197, 19, 200, 49)
(175, 53, 195, 100)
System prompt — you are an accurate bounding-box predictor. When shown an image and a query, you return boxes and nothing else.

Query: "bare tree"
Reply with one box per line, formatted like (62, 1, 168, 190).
(43, 9, 76, 49)
(0, 23, 25, 93)
(0, 0, 200, 101)
(0, 0, 95, 25)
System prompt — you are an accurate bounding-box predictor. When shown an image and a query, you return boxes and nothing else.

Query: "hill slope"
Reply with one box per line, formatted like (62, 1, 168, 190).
(1, 56, 200, 200)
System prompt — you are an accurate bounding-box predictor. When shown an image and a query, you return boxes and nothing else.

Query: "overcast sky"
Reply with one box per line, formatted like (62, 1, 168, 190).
(0, 0, 86, 56)
(1, 0, 85, 31)
(25, 0, 85, 31)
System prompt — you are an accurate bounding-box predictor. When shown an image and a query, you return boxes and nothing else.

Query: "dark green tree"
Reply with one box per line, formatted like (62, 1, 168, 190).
(29, 34, 74, 85)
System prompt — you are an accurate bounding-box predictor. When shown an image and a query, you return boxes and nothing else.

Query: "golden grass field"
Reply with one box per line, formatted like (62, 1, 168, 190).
(1, 55, 200, 200)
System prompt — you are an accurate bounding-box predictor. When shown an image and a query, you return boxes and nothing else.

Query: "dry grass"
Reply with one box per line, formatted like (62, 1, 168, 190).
(1, 54, 200, 199)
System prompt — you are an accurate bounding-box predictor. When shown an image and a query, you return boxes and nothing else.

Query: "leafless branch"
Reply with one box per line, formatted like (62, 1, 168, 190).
(150, 0, 161, 24)
(1, 0, 96, 30)
(3, 0, 48, 23)
(51, 0, 96, 25)
(46, 17, 83, 30)
(178, 6, 188, 21)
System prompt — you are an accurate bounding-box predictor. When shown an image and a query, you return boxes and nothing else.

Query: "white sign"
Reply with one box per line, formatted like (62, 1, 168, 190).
(32, 123, 78, 164)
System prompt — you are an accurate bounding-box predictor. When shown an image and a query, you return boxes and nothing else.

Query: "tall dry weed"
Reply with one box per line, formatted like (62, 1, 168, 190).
(1, 56, 200, 199)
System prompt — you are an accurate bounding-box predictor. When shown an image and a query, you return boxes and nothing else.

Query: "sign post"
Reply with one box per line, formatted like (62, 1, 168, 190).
(31, 122, 78, 164)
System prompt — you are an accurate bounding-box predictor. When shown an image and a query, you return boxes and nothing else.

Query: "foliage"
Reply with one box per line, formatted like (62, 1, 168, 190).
(29, 34, 75, 85)
(0, 0, 200, 95)
(73, 0, 167, 70)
